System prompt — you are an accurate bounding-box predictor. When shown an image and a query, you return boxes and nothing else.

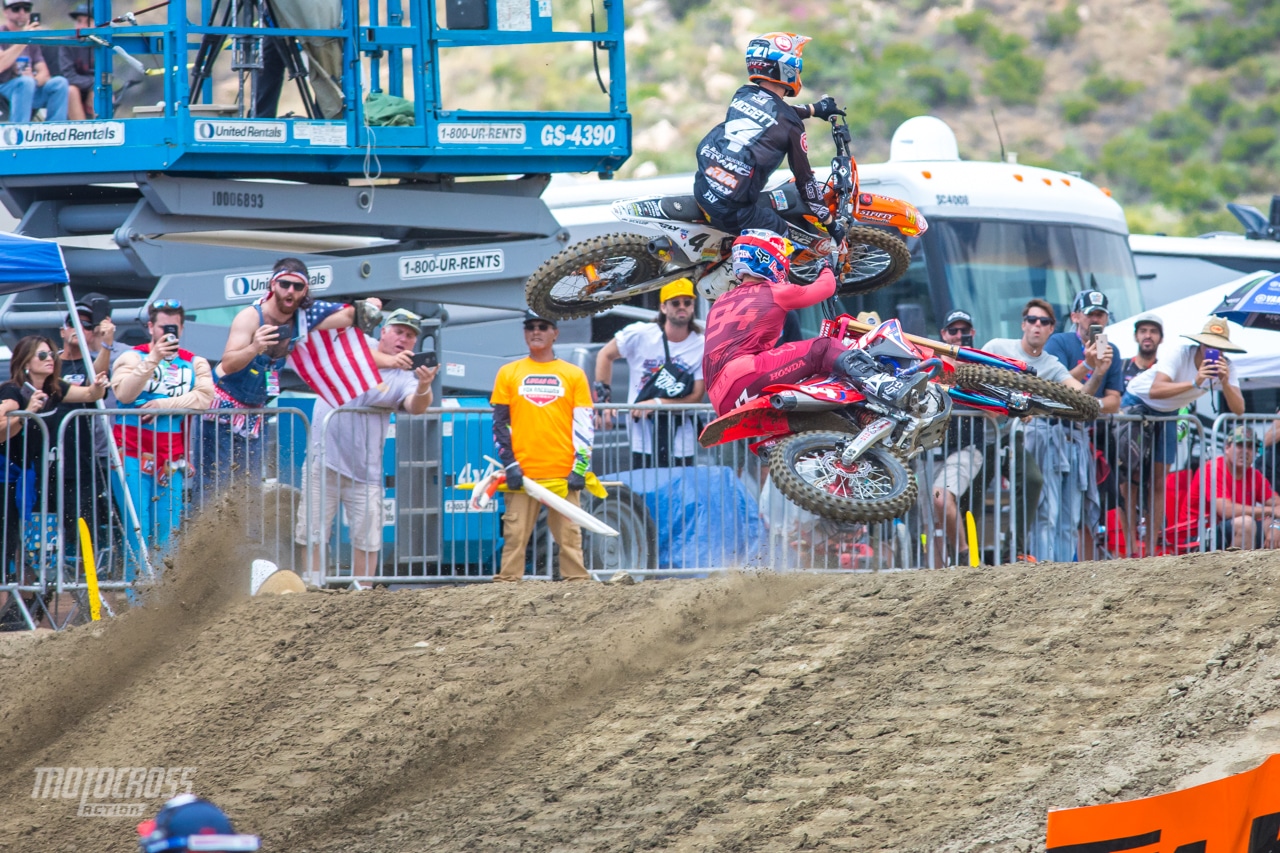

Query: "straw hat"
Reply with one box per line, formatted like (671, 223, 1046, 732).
(1181, 315, 1246, 353)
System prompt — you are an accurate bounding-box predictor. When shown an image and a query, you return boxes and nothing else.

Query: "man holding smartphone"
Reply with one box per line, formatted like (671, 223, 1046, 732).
(1125, 315, 1246, 551)
(110, 299, 215, 581)
(1045, 289, 1125, 559)
(294, 308, 438, 588)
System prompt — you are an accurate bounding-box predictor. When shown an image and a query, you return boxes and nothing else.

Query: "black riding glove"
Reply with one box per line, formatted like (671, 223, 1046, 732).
(566, 471, 586, 492)
(810, 96, 845, 120)
(504, 461, 524, 492)
(828, 217, 848, 247)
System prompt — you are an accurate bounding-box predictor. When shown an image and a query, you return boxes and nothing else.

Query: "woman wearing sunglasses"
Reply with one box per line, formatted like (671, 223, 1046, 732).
(0, 335, 106, 607)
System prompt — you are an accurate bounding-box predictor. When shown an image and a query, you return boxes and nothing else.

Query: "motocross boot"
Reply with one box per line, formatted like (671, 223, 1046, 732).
(834, 348, 929, 411)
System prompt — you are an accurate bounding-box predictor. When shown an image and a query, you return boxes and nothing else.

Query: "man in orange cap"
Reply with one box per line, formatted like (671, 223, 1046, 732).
(594, 278, 705, 468)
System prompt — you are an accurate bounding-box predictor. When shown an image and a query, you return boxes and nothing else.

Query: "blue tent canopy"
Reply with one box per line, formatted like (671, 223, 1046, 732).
(0, 231, 68, 292)
(1212, 272, 1280, 332)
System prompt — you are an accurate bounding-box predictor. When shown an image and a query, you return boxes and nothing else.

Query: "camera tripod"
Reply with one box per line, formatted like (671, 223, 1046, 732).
(188, 0, 318, 119)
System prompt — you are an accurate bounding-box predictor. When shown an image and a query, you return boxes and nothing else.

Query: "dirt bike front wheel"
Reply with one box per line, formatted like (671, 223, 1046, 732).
(525, 233, 668, 320)
(951, 364, 1101, 421)
(836, 226, 912, 297)
(770, 430, 917, 523)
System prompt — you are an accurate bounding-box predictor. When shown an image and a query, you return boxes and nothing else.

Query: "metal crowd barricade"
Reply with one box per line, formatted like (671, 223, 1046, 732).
(23, 398, 1273, 626)
(50, 407, 312, 617)
(0, 412, 51, 630)
(1086, 411, 1207, 559)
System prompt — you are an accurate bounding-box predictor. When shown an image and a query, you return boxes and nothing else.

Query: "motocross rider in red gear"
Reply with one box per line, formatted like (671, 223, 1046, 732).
(694, 32, 847, 247)
(702, 230, 927, 417)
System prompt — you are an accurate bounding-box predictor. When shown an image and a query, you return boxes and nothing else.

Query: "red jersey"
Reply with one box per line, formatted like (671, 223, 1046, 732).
(703, 269, 836, 383)
(1182, 456, 1275, 528)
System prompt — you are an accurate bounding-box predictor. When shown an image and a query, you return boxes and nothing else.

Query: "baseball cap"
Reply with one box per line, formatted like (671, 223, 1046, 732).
(1226, 426, 1259, 446)
(3, 0, 33, 8)
(382, 308, 422, 334)
(69, 3, 90, 16)
(1071, 290, 1110, 316)
(659, 278, 695, 304)
(1132, 312, 1163, 333)
(942, 309, 973, 329)
(523, 308, 556, 327)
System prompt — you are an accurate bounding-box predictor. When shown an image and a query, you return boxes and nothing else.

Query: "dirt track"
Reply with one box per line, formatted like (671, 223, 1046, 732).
(2, 544, 1280, 852)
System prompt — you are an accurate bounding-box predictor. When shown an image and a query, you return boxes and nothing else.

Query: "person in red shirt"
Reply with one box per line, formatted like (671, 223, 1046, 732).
(1184, 426, 1280, 550)
(702, 229, 927, 416)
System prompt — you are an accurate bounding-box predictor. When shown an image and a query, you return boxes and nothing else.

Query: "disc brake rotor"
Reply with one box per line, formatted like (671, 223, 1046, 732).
(793, 448, 894, 501)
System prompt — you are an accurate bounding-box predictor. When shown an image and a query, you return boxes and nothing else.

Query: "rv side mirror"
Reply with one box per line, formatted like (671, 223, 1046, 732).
(1228, 201, 1269, 241)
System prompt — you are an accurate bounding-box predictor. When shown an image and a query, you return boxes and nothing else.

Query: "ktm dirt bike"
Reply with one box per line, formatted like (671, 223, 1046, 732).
(526, 113, 926, 320)
(698, 315, 1101, 523)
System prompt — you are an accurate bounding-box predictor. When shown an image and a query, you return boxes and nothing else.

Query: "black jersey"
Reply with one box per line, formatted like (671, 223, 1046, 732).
(694, 84, 828, 221)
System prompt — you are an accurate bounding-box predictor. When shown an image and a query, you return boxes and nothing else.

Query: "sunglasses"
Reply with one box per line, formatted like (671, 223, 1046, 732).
(33, 350, 53, 360)
(1023, 315, 1054, 326)
(274, 277, 308, 292)
(6, 5, 32, 11)
(524, 322, 554, 332)
(943, 325, 972, 335)
(666, 298, 695, 308)
(151, 298, 182, 311)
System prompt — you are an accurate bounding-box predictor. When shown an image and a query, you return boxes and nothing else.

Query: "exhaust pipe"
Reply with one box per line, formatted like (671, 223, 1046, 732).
(770, 392, 798, 411)
(647, 236, 676, 261)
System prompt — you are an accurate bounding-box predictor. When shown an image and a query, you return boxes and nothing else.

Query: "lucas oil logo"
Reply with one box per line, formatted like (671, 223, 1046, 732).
(519, 375, 565, 407)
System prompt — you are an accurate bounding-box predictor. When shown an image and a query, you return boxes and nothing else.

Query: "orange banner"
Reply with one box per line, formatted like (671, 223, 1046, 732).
(1046, 754, 1280, 853)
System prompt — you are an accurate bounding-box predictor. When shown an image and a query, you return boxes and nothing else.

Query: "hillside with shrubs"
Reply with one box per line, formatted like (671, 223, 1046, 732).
(461, 0, 1280, 236)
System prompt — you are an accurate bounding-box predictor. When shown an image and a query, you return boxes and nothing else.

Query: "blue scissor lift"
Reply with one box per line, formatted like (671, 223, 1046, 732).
(0, 0, 630, 576)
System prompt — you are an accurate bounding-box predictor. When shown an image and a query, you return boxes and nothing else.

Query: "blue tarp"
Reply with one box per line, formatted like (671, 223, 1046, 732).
(610, 465, 763, 569)
(0, 231, 68, 292)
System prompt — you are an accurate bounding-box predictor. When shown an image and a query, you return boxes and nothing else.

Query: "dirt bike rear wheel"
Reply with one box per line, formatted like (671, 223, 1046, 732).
(770, 430, 917, 523)
(836, 226, 912, 297)
(525, 233, 665, 320)
(952, 364, 1101, 421)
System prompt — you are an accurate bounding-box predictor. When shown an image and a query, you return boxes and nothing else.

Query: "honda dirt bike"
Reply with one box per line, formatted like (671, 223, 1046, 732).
(526, 113, 926, 320)
(698, 315, 1101, 523)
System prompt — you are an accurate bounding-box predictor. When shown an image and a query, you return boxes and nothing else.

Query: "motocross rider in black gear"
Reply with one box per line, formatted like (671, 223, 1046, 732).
(694, 32, 847, 247)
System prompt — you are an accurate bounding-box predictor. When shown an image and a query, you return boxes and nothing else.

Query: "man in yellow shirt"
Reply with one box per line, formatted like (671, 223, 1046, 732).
(490, 310, 595, 582)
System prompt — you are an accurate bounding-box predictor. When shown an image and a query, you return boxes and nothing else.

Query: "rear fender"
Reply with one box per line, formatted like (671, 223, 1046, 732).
(699, 398, 791, 447)
(610, 197, 726, 264)
(854, 192, 928, 238)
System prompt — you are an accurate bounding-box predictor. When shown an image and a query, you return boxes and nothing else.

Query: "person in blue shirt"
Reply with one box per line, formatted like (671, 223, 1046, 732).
(1045, 289, 1122, 415)
(1043, 289, 1123, 560)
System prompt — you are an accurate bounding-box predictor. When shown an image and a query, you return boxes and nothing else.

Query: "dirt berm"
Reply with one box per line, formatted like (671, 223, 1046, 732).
(2, 547, 1280, 852)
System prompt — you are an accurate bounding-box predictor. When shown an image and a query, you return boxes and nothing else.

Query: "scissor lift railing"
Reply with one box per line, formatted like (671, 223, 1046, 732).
(0, 0, 631, 355)
(0, 0, 629, 179)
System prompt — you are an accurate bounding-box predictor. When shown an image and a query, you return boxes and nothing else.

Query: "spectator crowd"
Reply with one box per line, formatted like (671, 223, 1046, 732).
(0, 262, 1277, 619)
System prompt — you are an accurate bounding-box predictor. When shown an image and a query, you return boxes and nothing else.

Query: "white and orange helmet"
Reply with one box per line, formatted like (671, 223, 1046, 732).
(746, 32, 811, 97)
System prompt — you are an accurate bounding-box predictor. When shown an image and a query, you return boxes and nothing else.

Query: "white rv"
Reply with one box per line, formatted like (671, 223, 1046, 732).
(542, 116, 1145, 342)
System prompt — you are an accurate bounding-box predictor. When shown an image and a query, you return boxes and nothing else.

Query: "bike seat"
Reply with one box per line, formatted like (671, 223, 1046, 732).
(660, 195, 709, 223)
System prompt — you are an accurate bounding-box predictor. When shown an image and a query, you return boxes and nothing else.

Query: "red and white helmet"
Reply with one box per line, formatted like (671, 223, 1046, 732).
(731, 229, 794, 285)
(746, 32, 811, 97)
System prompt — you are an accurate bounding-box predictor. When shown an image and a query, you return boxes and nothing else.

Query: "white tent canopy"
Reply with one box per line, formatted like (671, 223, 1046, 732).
(1107, 271, 1280, 389)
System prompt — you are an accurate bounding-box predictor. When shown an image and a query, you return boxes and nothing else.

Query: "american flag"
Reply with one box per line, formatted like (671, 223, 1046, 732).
(278, 300, 382, 407)
(288, 327, 382, 408)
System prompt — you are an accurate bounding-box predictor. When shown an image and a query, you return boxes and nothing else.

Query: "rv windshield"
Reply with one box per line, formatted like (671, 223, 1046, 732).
(929, 219, 1142, 341)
